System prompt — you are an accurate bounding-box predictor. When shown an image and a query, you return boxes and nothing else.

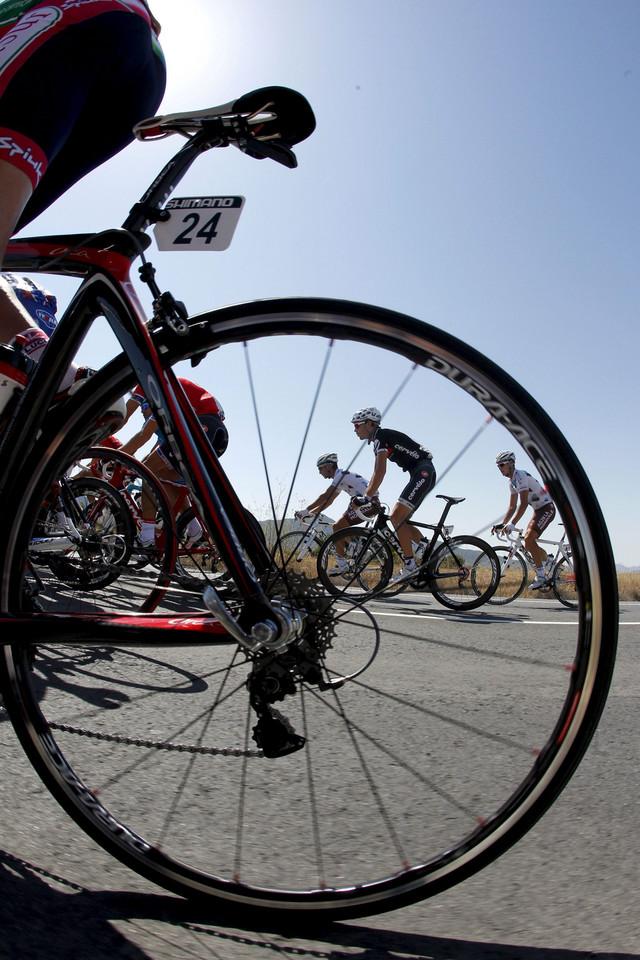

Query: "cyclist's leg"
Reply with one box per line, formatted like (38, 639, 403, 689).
(0, 163, 35, 339)
(0, 6, 165, 347)
(525, 504, 556, 571)
(392, 460, 436, 559)
(332, 505, 361, 556)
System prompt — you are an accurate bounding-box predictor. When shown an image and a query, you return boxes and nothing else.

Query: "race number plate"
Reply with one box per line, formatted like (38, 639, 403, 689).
(153, 197, 245, 251)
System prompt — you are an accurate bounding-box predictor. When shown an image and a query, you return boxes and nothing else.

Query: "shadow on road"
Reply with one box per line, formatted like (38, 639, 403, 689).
(1, 849, 634, 960)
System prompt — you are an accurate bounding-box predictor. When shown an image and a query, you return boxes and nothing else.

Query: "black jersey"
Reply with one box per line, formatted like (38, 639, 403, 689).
(372, 428, 432, 472)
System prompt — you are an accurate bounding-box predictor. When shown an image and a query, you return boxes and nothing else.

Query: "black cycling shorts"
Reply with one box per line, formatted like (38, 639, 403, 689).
(0, 1, 165, 228)
(397, 459, 436, 510)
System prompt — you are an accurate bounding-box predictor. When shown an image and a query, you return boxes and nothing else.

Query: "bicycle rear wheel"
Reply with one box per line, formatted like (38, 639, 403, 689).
(426, 536, 499, 610)
(32, 477, 134, 592)
(551, 557, 579, 609)
(0, 297, 617, 919)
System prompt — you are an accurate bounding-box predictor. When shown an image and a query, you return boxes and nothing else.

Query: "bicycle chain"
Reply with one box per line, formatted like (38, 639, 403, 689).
(2, 571, 336, 760)
(47, 720, 265, 758)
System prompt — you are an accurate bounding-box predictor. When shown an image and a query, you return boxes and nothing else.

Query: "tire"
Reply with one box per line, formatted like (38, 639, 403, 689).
(426, 536, 500, 610)
(34, 447, 177, 614)
(32, 477, 134, 592)
(317, 527, 393, 596)
(473, 545, 528, 605)
(551, 557, 579, 609)
(276, 530, 324, 580)
(0, 297, 618, 919)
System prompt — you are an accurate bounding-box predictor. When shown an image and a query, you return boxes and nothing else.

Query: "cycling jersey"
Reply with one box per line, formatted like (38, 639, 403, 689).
(0, 0, 165, 223)
(509, 468, 553, 510)
(0, 1, 41, 26)
(372, 427, 432, 472)
(4, 272, 57, 335)
(330, 467, 368, 498)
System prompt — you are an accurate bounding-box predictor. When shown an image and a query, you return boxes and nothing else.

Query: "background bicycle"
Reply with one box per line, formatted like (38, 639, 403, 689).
(473, 526, 578, 608)
(317, 495, 500, 610)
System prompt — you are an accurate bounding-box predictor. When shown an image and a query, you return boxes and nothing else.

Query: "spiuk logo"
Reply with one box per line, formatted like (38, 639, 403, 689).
(0, 134, 45, 184)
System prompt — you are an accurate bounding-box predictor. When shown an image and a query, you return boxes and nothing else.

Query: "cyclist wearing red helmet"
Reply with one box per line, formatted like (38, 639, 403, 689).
(120, 378, 227, 547)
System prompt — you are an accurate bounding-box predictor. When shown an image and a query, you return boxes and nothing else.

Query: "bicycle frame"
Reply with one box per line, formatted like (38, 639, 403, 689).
(0, 126, 294, 646)
(497, 527, 572, 569)
(368, 494, 461, 568)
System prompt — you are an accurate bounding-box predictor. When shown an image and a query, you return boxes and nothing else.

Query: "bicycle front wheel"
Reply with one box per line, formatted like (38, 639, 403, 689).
(0, 297, 617, 919)
(32, 476, 134, 592)
(317, 527, 393, 596)
(276, 530, 324, 580)
(473, 545, 528, 605)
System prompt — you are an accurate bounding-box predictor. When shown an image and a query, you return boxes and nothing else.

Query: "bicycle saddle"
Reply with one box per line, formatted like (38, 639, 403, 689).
(134, 86, 316, 161)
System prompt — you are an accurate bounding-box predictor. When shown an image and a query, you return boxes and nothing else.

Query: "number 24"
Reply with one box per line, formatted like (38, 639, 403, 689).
(174, 212, 221, 244)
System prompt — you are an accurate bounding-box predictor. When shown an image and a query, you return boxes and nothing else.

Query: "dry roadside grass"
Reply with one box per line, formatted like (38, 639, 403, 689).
(618, 572, 640, 601)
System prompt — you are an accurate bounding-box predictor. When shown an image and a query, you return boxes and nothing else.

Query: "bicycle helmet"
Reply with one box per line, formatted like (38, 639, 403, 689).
(316, 453, 339, 468)
(351, 406, 381, 424)
(5, 273, 58, 337)
(495, 451, 516, 464)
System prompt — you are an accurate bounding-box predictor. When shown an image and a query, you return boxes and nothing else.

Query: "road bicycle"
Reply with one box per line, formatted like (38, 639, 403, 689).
(472, 526, 578, 608)
(82, 443, 232, 591)
(0, 86, 618, 920)
(316, 495, 500, 609)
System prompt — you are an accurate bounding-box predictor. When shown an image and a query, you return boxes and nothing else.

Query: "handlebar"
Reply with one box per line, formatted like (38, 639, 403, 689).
(493, 526, 524, 543)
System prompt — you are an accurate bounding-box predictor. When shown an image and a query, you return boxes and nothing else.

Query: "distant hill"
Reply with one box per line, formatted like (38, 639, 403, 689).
(616, 564, 640, 573)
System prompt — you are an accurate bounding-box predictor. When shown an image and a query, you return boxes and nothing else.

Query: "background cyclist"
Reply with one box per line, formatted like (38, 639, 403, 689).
(294, 452, 380, 577)
(492, 450, 556, 590)
(351, 406, 436, 583)
(120, 378, 227, 548)
(0, 0, 165, 400)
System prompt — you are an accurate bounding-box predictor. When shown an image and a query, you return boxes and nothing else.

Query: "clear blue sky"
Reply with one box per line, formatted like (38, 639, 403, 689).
(22, 0, 639, 565)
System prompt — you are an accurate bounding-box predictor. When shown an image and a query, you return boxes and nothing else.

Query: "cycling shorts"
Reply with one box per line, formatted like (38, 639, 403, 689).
(397, 459, 436, 511)
(0, 0, 165, 227)
(527, 503, 556, 537)
(156, 414, 229, 483)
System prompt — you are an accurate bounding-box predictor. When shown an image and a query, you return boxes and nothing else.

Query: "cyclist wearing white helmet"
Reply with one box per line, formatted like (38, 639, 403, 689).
(295, 453, 381, 573)
(351, 407, 436, 583)
(492, 451, 556, 589)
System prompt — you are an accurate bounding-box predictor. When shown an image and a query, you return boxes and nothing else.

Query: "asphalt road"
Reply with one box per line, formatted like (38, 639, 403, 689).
(1, 598, 638, 960)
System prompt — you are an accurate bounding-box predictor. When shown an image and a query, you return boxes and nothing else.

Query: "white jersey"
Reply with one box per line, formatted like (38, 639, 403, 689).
(331, 468, 368, 498)
(509, 469, 553, 510)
